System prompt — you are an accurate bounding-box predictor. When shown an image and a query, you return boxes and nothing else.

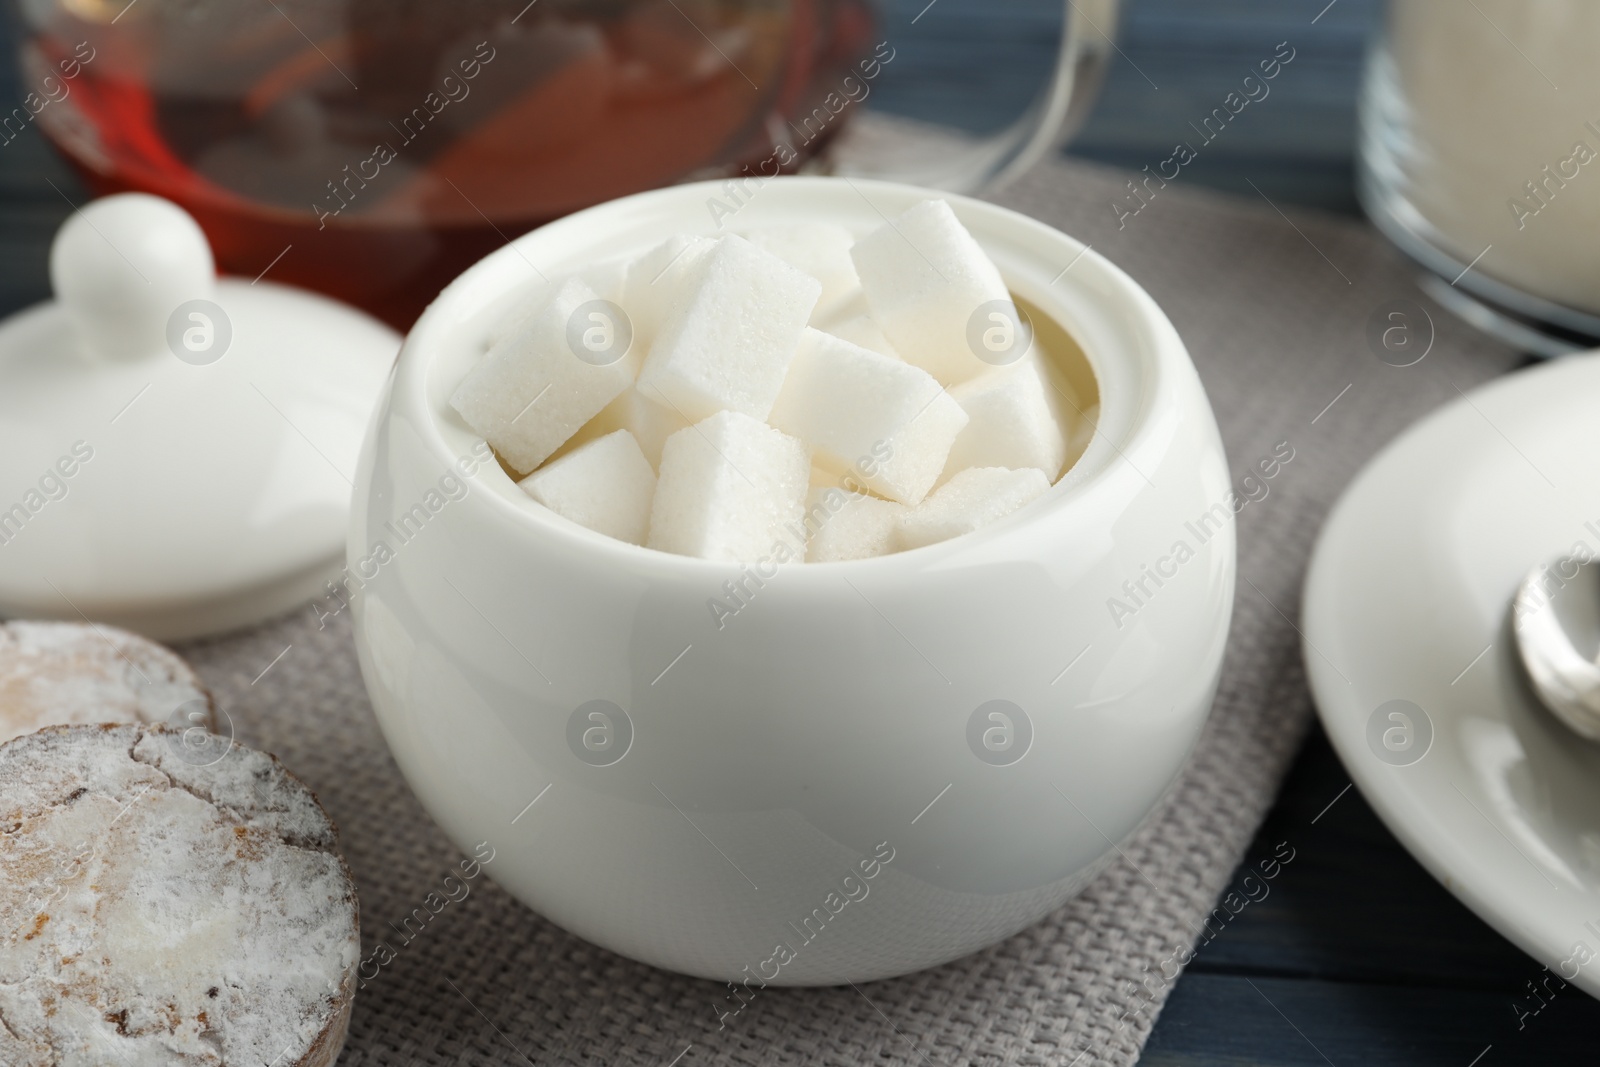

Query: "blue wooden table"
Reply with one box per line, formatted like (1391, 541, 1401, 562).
(1, 2, 1595, 1063)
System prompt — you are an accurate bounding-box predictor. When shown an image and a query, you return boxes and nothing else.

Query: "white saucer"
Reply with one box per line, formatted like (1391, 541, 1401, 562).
(1304, 353, 1600, 995)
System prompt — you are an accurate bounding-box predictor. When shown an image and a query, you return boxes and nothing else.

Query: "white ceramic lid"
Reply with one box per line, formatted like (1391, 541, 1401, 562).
(0, 194, 399, 640)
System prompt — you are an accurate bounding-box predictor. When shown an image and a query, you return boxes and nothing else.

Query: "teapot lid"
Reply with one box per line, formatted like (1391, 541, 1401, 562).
(0, 194, 398, 639)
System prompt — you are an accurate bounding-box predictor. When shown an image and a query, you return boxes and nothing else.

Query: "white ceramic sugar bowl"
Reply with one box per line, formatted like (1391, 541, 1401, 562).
(349, 178, 1234, 985)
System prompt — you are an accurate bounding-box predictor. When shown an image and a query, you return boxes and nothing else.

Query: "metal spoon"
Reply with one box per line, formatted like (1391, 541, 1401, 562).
(1514, 557, 1600, 740)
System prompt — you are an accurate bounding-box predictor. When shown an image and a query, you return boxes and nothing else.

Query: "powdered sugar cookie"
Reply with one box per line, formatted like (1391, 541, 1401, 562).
(0, 723, 359, 1066)
(0, 620, 215, 746)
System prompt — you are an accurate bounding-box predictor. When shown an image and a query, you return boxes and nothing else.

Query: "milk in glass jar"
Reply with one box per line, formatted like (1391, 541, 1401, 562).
(1360, 0, 1600, 353)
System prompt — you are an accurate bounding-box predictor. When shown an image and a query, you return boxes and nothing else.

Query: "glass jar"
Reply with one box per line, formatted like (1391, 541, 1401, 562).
(1359, 0, 1600, 354)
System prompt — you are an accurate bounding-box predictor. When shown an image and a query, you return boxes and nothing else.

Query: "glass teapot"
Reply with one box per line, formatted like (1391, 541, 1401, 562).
(14, 0, 1118, 327)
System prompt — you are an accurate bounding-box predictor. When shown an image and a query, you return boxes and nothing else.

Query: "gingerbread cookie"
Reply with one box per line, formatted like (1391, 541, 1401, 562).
(0, 620, 215, 746)
(0, 723, 359, 1066)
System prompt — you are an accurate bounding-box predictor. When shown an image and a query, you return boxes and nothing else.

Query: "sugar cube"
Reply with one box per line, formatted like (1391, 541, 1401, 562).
(581, 258, 629, 303)
(743, 224, 860, 323)
(944, 358, 1069, 480)
(590, 386, 691, 469)
(637, 235, 821, 422)
(451, 277, 634, 474)
(768, 328, 968, 505)
(622, 234, 716, 349)
(804, 486, 905, 562)
(647, 411, 811, 562)
(824, 312, 901, 360)
(487, 260, 628, 349)
(487, 285, 547, 350)
(520, 430, 657, 545)
(896, 466, 1051, 550)
(817, 287, 870, 327)
(851, 198, 1014, 384)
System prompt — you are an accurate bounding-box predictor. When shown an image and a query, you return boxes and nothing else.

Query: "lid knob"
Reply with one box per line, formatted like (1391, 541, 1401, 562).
(49, 193, 216, 363)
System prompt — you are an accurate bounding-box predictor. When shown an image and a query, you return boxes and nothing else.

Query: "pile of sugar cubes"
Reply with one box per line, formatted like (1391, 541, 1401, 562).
(450, 199, 1073, 563)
